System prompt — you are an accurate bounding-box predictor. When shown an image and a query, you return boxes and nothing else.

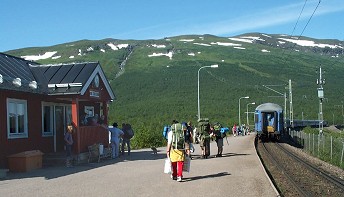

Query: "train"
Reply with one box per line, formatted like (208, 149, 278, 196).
(255, 103, 284, 141)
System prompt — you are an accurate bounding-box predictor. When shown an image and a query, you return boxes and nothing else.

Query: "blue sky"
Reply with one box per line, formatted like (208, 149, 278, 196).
(1, 0, 343, 52)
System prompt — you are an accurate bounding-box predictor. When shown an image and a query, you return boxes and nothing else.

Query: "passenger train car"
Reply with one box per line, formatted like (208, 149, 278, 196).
(255, 103, 284, 141)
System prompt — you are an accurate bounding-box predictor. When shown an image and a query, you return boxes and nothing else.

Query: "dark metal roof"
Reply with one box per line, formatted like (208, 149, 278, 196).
(31, 62, 115, 99)
(30, 62, 98, 95)
(1, 53, 115, 100)
(0, 53, 47, 94)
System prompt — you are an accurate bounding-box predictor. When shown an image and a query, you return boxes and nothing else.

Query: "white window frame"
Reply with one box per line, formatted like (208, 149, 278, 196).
(7, 98, 28, 139)
(42, 104, 54, 137)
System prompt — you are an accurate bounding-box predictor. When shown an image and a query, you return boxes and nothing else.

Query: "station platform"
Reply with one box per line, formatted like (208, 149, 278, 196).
(1, 133, 279, 197)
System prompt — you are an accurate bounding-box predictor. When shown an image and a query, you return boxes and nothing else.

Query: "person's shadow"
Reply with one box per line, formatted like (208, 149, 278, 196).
(182, 172, 231, 182)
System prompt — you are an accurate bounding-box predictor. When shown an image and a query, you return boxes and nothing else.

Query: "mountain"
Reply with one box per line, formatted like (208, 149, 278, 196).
(5, 33, 344, 148)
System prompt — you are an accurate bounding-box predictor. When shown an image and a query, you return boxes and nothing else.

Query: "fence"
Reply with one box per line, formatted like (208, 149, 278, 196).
(288, 130, 344, 169)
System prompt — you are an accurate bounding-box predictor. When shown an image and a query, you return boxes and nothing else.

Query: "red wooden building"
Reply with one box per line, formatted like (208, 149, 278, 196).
(0, 53, 115, 168)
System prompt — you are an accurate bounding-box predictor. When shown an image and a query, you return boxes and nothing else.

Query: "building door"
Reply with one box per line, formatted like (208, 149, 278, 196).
(55, 106, 65, 152)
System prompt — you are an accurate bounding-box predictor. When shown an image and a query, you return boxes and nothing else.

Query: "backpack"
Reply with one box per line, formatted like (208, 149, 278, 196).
(171, 123, 185, 150)
(162, 125, 170, 140)
(213, 122, 221, 131)
(220, 127, 229, 134)
(198, 118, 210, 139)
(126, 124, 134, 139)
(213, 122, 222, 137)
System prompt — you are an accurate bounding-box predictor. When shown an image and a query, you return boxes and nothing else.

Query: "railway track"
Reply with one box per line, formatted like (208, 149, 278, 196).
(257, 139, 308, 196)
(276, 142, 344, 191)
(256, 137, 344, 197)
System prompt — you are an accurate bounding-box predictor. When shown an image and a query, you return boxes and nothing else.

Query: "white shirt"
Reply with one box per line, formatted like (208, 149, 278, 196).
(108, 127, 124, 144)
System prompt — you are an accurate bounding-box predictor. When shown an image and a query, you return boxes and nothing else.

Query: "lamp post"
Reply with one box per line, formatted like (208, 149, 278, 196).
(246, 102, 256, 126)
(198, 64, 218, 120)
(238, 96, 249, 126)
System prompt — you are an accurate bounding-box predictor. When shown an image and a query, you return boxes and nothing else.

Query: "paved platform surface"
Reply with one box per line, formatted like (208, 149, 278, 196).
(0, 133, 279, 197)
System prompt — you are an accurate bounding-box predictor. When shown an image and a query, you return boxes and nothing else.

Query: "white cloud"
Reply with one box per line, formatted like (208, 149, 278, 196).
(167, 1, 344, 38)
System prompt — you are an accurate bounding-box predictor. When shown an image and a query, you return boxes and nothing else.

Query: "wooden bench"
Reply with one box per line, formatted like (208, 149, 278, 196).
(88, 144, 111, 163)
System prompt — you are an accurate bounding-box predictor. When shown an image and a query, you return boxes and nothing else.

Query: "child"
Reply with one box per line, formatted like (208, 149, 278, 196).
(64, 125, 74, 167)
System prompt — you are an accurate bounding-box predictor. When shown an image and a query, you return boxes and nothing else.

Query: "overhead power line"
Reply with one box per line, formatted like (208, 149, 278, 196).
(290, 0, 308, 37)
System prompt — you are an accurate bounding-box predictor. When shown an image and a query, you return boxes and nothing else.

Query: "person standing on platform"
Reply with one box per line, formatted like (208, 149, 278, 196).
(109, 122, 124, 159)
(167, 120, 185, 182)
(122, 123, 134, 156)
(64, 125, 74, 167)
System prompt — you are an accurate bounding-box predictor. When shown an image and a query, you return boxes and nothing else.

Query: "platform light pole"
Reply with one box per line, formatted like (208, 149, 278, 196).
(246, 102, 256, 126)
(238, 96, 249, 126)
(198, 64, 218, 120)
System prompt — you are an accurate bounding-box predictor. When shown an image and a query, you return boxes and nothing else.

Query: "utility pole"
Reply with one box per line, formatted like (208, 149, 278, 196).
(289, 79, 293, 128)
(317, 66, 325, 135)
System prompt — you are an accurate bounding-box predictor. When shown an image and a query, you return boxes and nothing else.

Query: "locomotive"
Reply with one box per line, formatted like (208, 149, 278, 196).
(254, 103, 284, 141)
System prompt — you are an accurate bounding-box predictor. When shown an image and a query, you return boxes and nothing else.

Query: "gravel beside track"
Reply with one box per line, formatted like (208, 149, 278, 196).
(256, 137, 344, 197)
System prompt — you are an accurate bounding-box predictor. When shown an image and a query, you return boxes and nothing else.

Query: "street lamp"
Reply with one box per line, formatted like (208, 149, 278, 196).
(198, 64, 219, 120)
(238, 96, 249, 126)
(246, 102, 256, 126)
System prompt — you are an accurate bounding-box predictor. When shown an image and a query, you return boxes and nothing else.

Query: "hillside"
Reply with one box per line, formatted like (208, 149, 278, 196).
(5, 33, 344, 148)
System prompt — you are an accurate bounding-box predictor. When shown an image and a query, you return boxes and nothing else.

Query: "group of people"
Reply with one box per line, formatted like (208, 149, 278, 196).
(64, 121, 134, 167)
(232, 123, 250, 136)
(108, 122, 134, 159)
(80, 112, 106, 126)
(166, 119, 227, 182)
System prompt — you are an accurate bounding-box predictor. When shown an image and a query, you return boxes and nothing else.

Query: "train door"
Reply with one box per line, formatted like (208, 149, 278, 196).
(254, 112, 260, 132)
(262, 112, 267, 132)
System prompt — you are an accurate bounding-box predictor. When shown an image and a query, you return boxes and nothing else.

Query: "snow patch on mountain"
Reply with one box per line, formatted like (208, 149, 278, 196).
(52, 56, 61, 59)
(151, 44, 166, 48)
(107, 43, 129, 50)
(21, 51, 58, 61)
(193, 43, 211, 47)
(228, 37, 254, 43)
(148, 51, 173, 60)
(278, 38, 343, 49)
(179, 39, 195, 42)
(211, 42, 241, 47)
